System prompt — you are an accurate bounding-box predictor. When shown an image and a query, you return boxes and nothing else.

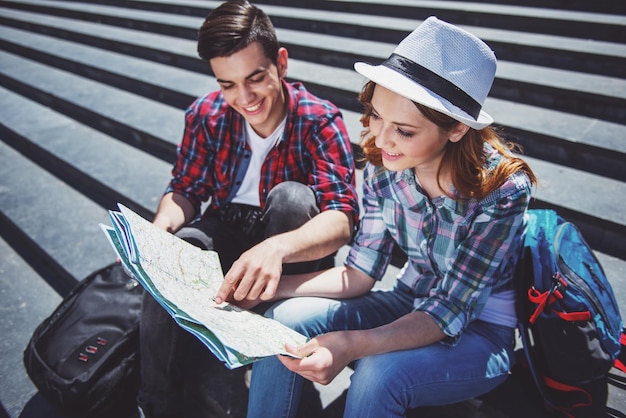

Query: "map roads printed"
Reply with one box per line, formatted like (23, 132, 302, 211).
(100, 204, 307, 369)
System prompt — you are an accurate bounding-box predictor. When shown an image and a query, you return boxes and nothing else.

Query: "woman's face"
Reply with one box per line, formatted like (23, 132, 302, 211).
(369, 85, 459, 173)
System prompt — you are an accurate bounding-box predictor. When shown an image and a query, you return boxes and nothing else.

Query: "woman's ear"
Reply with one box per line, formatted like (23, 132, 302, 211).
(448, 123, 470, 143)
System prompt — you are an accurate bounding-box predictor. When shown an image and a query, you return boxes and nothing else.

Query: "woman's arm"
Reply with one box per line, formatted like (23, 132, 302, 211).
(279, 310, 445, 385)
(275, 265, 376, 300)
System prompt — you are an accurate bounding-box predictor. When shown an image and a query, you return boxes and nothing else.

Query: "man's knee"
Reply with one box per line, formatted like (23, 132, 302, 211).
(264, 182, 319, 234)
(175, 224, 215, 251)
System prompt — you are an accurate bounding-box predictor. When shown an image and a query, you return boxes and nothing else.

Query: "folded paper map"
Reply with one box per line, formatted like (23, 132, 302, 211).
(100, 204, 307, 369)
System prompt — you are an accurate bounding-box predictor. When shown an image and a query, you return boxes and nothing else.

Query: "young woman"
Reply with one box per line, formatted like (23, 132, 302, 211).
(245, 16, 537, 418)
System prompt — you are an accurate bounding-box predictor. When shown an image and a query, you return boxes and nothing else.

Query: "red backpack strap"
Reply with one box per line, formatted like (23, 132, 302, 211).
(543, 375, 592, 418)
(614, 329, 626, 374)
(555, 310, 592, 322)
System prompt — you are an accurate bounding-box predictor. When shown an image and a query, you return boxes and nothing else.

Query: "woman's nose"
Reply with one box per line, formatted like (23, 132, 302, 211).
(374, 125, 393, 149)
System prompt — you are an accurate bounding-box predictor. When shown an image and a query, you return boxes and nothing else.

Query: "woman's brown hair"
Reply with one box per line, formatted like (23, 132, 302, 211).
(358, 81, 536, 200)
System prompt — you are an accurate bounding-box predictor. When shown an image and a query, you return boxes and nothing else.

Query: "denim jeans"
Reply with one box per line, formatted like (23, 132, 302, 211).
(247, 282, 516, 418)
(138, 182, 332, 418)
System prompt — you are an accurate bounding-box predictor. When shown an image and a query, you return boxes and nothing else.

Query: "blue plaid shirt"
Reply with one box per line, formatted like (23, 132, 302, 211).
(346, 145, 533, 340)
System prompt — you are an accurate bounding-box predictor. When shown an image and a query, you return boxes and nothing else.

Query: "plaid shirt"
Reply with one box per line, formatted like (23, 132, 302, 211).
(346, 145, 533, 340)
(166, 81, 358, 222)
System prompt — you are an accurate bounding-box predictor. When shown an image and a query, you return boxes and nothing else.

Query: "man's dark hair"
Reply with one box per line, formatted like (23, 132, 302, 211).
(197, 0, 280, 63)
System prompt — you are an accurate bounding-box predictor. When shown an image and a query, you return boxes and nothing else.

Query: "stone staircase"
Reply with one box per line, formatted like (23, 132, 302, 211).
(0, 1, 624, 417)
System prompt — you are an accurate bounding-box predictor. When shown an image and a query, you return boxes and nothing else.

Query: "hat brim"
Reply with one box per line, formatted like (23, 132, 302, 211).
(354, 62, 493, 130)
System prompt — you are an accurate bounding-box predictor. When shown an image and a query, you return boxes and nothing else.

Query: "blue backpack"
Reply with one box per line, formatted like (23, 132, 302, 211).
(516, 209, 623, 418)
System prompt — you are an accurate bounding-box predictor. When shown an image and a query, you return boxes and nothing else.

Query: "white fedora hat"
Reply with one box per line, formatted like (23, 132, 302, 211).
(354, 16, 496, 129)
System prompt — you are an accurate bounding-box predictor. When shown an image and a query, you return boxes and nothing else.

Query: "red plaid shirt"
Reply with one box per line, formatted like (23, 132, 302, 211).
(166, 81, 359, 223)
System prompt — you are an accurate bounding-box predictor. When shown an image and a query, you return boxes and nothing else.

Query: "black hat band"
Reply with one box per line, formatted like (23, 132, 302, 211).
(382, 53, 482, 119)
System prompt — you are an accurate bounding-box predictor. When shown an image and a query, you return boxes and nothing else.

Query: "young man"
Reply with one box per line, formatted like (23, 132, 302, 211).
(137, 1, 359, 417)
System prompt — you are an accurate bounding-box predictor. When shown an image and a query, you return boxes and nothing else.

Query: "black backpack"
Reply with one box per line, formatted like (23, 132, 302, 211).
(23, 263, 143, 417)
(515, 209, 623, 418)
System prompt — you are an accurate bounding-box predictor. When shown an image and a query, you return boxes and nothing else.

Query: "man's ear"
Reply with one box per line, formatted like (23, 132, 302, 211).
(277, 47, 288, 78)
(448, 123, 470, 143)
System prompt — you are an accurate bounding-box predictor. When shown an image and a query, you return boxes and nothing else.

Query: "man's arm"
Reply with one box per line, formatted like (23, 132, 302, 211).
(215, 209, 353, 303)
(152, 192, 196, 233)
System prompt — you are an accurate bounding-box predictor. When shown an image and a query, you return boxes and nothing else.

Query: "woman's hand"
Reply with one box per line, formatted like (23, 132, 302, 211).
(277, 331, 355, 385)
(278, 311, 447, 385)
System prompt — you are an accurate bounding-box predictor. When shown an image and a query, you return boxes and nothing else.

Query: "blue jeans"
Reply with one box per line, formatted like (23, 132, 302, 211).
(138, 182, 332, 418)
(247, 283, 516, 418)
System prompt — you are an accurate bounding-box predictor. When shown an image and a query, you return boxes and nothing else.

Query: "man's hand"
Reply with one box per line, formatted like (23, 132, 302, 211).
(215, 238, 285, 304)
(277, 331, 354, 386)
(214, 210, 354, 305)
(153, 192, 196, 234)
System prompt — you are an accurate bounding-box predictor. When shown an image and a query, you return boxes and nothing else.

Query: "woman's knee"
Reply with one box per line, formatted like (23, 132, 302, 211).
(264, 297, 338, 338)
(344, 355, 411, 417)
(350, 355, 404, 397)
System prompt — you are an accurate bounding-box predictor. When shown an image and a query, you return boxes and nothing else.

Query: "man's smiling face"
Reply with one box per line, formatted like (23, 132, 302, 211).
(211, 41, 288, 138)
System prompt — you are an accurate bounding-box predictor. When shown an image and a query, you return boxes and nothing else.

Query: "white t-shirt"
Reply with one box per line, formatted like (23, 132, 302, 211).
(231, 118, 286, 206)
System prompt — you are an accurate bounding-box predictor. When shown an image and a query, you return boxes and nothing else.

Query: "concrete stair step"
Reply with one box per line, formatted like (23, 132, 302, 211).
(2, 4, 624, 120)
(252, 0, 626, 21)
(2, 19, 623, 130)
(0, 86, 170, 219)
(273, 25, 626, 79)
(2, 4, 623, 111)
(0, 139, 124, 416)
(1, 0, 624, 78)
(40, 0, 626, 44)
(0, 235, 63, 416)
(0, 1, 626, 87)
(0, 17, 623, 183)
(53, 0, 626, 17)
(522, 155, 626, 258)
(0, 140, 114, 287)
(0, 48, 183, 161)
(253, 0, 626, 42)
(1, 8, 623, 128)
(431, 0, 625, 15)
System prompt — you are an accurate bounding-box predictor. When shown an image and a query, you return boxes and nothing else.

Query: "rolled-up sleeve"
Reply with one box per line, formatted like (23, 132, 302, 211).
(165, 98, 217, 214)
(306, 112, 359, 225)
(345, 165, 396, 281)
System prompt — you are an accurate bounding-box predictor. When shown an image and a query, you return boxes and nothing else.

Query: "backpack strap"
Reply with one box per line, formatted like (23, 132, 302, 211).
(527, 272, 592, 324)
(542, 375, 593, 418)
(527, 272, 566, 324)
(614, 329, 626, 374)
